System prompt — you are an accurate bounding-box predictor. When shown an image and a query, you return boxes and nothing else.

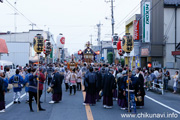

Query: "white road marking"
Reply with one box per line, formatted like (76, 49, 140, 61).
(5, 93, 26, 109)
(145, 95, 180, 114)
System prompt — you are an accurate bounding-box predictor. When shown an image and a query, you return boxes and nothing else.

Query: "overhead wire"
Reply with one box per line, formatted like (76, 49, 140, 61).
(4, 0, 41, 29)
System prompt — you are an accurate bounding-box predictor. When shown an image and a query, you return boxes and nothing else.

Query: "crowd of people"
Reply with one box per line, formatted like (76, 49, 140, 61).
(0, 62, 179, 114)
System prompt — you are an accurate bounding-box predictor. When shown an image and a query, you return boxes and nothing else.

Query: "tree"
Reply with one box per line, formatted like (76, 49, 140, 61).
(107, 52, 113, 64)
(120, 58, 125, 67)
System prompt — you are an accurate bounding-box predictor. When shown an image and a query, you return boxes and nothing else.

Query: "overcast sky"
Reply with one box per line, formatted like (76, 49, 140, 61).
(0, 0, 140, 54)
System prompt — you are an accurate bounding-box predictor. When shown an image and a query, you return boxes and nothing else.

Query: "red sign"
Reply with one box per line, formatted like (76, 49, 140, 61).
(172, 51, 180, 55)
(60, 37, 65, 44)
(133, 20, 139, 40)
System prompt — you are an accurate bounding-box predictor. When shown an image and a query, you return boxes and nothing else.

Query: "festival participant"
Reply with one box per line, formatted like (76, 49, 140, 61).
(82, 63, 88, 92)
(24, 68, 31, 103)
(38, 68, 46, 103)
(0, 73, 5, 112)
(144, 71, 152, 91)
(76, 67, 82, 91)
(125, 70, 137, 113)
(64, 67, 70, 91)
(94, 67, 102, 102)
(47, 64, 54, 86)
(135, 68, 145, 109)
(112, 65, 118, 101)
(117, 71, 127, 110)
(102, 69, 115, 109)
(163, 67, 170, 92)
(69, 68, 77, 95)
(49, 67, 64, 104)
(172, 71, 179, 94)
(9, 69, 24, 104)
(83, 67, 97, 105)
(28, 68, 45, 112)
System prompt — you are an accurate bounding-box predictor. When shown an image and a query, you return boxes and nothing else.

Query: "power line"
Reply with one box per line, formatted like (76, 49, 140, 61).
(103, 0, 148, 37)
(118, 0, 163, 37)
(5, 0, 41, 29)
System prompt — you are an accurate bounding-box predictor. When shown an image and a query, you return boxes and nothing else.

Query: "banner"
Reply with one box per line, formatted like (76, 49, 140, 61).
(143, 2, 151, 42)
(133, 20, 139, 40)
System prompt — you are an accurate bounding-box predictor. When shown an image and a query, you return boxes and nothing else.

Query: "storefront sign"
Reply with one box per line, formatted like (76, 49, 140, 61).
(133, 20, 139, 40)
(143, 2, 151, 42)
(141, 48, 149, 56)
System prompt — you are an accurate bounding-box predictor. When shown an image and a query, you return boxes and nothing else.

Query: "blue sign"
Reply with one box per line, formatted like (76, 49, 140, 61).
(101, 57, 104, 60)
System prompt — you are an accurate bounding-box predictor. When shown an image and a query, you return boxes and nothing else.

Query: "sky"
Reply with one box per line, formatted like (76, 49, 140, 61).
(0, 0, 141, 54)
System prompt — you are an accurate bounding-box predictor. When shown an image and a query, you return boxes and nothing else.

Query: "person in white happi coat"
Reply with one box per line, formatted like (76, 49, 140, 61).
(68, 68, 77, 95)
(76, 67, 82, 91)
(64, 67, 71, 92)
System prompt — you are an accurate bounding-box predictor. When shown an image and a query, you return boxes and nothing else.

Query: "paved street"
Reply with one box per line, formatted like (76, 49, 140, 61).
(0, 84, 180, 120)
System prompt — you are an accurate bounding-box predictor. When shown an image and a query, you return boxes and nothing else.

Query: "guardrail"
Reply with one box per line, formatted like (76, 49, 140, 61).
(150, 81, 164, 95)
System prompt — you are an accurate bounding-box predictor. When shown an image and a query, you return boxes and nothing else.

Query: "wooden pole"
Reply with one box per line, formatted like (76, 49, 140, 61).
(44, 55, 47, 102)
(127, 53, 130, 113)
(37, 54, 40, 112)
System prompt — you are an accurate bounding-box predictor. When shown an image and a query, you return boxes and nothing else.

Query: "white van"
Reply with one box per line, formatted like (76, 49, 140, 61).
(0, 60, 16, 76)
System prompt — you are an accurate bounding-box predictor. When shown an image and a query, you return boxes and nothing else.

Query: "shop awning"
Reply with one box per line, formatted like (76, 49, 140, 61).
(0, 39, 8, 54)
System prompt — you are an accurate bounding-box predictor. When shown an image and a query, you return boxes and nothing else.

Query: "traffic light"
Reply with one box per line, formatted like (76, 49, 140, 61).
(112, 34, 120, 48)
(147, 62, 152, 68)
(95, 51, 100, 55)
(78, 50, 82, 55)
(44, 41, 52, 55)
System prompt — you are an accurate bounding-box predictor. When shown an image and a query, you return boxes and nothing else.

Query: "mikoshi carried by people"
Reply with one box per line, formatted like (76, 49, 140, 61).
(102, 69, 116, 109)
(9, 69, 24, 104)
(135, 67, 145, 108)
(83, 67, 97, 105)
(49, 67, 64, 104)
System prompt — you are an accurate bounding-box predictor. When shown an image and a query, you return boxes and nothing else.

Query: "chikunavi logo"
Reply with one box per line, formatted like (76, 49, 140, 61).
(146, 4, 150, 24)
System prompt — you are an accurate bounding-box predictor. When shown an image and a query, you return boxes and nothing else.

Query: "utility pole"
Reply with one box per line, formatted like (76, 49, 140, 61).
(14, 0, 17, 33)
(97, 22, 103, 61)
(105, 0, 115, 36)
(29, 23, 36, 30)
(105, 0, 116, 64)
(89, 34, 93, 46)
(96, 22, 103, 46)
(111, 0, 115, 36)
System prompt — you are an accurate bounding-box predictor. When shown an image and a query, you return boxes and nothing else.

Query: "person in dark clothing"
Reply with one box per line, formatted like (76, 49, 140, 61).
(28, 68, 45, 112)
(102, 69, 115, 109)
(117, 71, 127, 110)
(125, 70, 137, 113)
(135, 67, 145, 108)
(94, 68, 102, 102)
(0, 74, 5, 112)
(83, 67, 97, 105)
(47, 65, 54, 86)
(49, 68, 64, 104)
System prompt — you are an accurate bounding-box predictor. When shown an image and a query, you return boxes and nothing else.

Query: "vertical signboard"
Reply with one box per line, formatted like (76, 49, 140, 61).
(143, 2, 151, 42)
(133, 20, 139, 40)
